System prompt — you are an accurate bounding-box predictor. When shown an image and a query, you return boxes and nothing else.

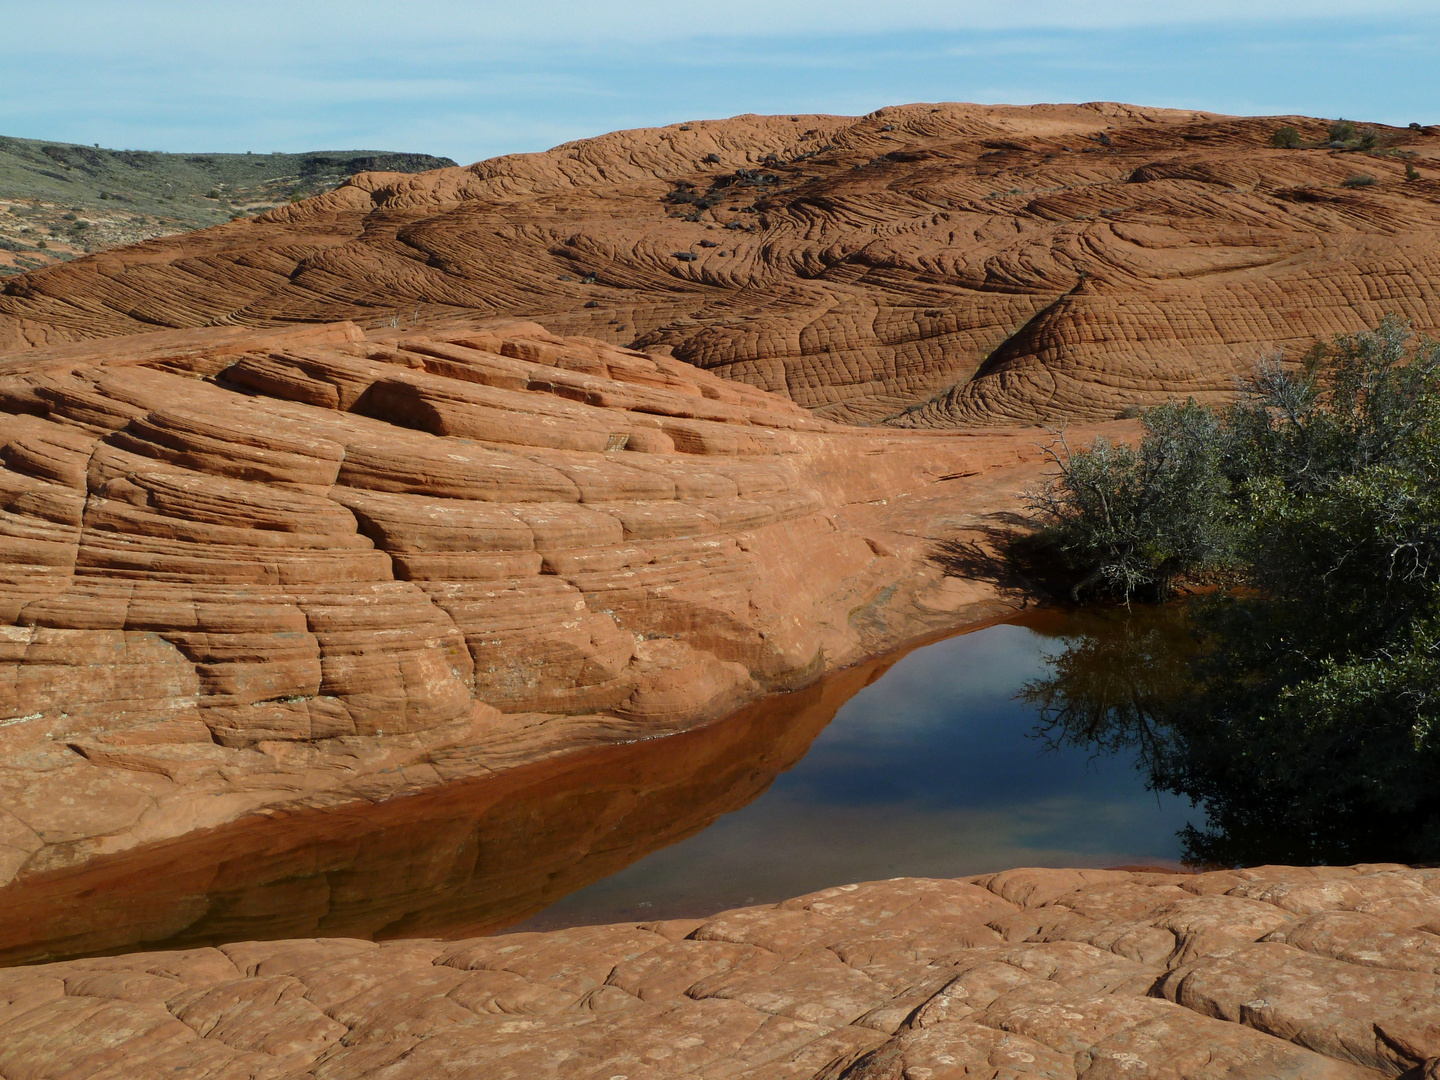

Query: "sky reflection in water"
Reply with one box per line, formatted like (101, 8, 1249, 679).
(517, 617, 1201, 930)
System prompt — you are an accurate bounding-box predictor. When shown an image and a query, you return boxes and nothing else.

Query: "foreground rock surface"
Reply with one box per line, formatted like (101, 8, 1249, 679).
(5, 864, 1439, 1078)
(4, 104, 1439, 422)
(0, 318, 1061, 889)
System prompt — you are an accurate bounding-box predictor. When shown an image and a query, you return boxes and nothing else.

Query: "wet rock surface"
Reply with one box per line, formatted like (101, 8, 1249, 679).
(0, 654, 896, 966)
(5, 864, 1438, 1078)
(0, 317, 1057, 889)
(4, 105, 1440, 422)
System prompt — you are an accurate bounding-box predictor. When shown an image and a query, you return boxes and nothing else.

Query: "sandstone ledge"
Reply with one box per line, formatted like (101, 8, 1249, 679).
(4, 864, 1439, 1078)
(0, 318, 1083, 890)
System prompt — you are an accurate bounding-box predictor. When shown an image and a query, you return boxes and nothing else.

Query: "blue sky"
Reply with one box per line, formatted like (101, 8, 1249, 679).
(3, 1, 1437, 164)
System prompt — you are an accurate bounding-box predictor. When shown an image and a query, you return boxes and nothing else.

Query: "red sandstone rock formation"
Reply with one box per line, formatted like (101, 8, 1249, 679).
(0, 318, 1059, 889)
(4, 104, 1438, 423)
(0, 655, 900, 966)
(4, 864, 1438, 1078)
(5, 105, 1435, 1080)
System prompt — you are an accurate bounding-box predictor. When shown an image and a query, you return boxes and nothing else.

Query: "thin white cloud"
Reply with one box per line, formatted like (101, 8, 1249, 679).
(7, 1, 1436, 57)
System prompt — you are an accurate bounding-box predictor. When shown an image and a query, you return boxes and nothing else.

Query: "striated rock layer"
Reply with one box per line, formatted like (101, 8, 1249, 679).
(5, 863, 1440, 1078)
(0, 317, 1058, 890)
(4, 103, 1440, 423)
(0, 654, 898, 966)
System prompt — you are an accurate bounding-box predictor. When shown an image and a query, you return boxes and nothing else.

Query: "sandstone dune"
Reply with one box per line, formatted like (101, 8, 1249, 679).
(5, 864, 1439, 1078)
(0, 317, 1055, 894)
(4, 104, 1439, 423)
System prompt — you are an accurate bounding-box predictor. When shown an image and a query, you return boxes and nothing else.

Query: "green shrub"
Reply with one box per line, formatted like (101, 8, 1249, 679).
(1271, 126, 1303, 149)
(1019, 317, 1440, 863)
(1342, 174, 1376, 187)
(1329, 118, 1359, 144)
(1024, 401, 1233, 601)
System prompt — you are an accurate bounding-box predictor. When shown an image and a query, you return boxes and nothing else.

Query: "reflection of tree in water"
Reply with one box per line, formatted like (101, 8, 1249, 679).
(1022, 601, 1440, 868)
(1023, 605, 1193, 770)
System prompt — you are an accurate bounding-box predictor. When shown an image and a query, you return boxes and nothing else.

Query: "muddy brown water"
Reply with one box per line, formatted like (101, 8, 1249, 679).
(0, 607, 1200, 966)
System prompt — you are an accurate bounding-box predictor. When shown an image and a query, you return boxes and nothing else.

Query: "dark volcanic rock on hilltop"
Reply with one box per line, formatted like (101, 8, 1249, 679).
(0, 137, 455, 275)
(3, 103, 1440, 423)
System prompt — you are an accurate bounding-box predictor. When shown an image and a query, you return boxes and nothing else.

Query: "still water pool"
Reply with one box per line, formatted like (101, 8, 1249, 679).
(0, 606, 1203, 965)
(514, 610, 1200, 931)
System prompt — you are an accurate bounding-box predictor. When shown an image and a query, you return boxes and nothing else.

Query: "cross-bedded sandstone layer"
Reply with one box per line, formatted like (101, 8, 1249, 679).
(3, 103, 1439, 424)
(5, 864, 1439, 1078)
(0, 653, 900, 967)
(0, 318, 1057, 891)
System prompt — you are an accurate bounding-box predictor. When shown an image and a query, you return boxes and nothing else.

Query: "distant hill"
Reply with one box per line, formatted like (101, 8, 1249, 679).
(0, 136, 456, 274)
(5, 105, 1439, 424)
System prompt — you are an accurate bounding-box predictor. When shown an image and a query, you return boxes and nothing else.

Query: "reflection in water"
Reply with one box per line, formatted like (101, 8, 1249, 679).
(514, 611, 1199, 932)
(1026, 600, 1440, 867)
(0, 657, 890, 966)
(0, 608, 1211, 965)
(1022, 604, 1197, 773)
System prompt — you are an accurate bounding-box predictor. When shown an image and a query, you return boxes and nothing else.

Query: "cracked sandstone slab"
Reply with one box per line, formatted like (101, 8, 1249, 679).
(3, 865, 1437, 1078)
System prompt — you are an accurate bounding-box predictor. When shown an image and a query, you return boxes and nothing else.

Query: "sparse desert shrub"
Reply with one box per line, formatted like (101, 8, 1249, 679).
(1407, 162, 1422, 181)
(1024, 401, 1232, 602)
(1271, 125, 1303, 149)
(1329, 118, 1359, 144)
(1342, 174, 1376, 188)
(1026, 317, 1440, 603)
